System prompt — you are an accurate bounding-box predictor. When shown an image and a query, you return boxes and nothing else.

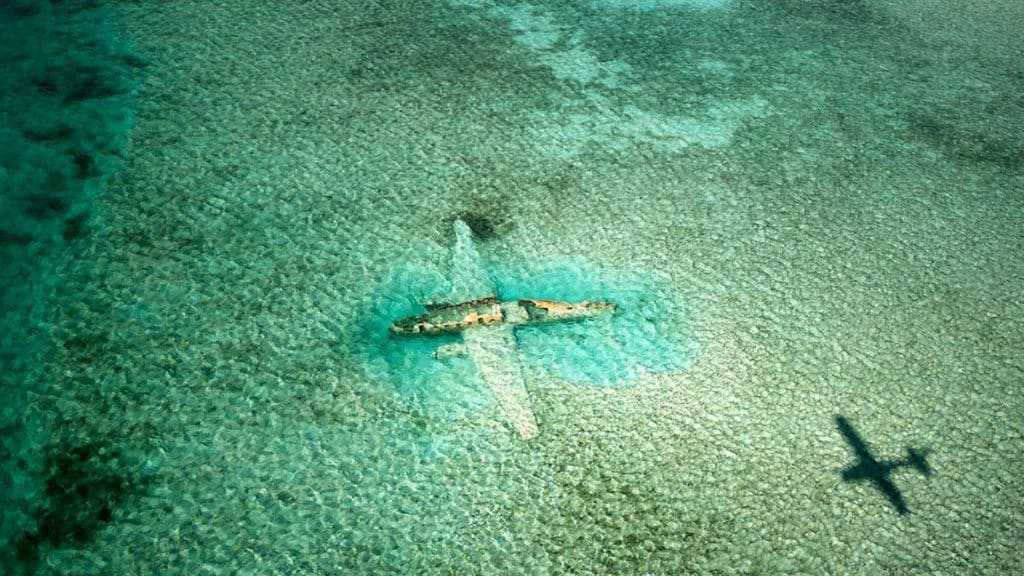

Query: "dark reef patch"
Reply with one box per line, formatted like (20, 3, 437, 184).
(449, 192, 519, 242)
(907, 111, 1024, 169)
(62, 211, 91, 241)
(456, 211, 499, 241)
(13, 438, 152, 570)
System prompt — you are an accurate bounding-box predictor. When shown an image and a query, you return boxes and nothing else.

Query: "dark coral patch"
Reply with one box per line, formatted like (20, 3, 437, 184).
(14, 439, 150, 568)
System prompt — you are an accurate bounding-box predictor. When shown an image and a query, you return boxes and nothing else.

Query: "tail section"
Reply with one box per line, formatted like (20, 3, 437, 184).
(906, 447, 933, 477)
(449, 219, 497, 302)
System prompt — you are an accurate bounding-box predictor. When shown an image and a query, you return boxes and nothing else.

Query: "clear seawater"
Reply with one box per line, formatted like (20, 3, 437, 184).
(2, 0, 1022, 574)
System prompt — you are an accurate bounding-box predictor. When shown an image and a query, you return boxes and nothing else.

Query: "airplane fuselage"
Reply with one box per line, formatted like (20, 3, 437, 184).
(390, 296, 617, 335)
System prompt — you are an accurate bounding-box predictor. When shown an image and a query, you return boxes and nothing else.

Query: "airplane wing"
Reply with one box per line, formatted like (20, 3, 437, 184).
(435, 218, 539, 439)
(463, 324, 539, 440)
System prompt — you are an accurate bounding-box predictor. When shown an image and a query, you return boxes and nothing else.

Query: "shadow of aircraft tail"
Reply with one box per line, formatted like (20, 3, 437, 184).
(905, 447, 933, 478)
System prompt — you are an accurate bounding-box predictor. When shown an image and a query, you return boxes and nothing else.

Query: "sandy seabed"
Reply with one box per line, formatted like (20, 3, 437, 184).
(37, 0, 1023, 573)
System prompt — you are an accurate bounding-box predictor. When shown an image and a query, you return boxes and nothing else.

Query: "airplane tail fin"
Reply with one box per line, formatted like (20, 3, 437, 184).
(906, 447, 933, 477)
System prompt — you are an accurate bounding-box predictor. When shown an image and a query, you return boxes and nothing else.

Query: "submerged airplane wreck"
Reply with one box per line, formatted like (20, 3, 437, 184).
(390, 297, 617, 336)
(389, 220, 617, 440)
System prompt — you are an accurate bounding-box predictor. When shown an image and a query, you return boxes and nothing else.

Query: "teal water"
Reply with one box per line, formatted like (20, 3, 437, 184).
(1, 0, 141, 572)
(348, 232, 694, 439)
(4, 0, 1024, 574)
(356, 240, 694, 383)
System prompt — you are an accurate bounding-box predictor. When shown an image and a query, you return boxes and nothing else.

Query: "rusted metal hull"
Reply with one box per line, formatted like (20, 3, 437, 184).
(390, 297, 617, 335)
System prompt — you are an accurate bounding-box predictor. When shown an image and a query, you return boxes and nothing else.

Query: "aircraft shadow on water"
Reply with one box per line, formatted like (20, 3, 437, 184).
(835, 414, 933, 515)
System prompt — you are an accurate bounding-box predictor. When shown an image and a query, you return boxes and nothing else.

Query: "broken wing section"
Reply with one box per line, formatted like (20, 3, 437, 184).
(463, 324, 539, 440)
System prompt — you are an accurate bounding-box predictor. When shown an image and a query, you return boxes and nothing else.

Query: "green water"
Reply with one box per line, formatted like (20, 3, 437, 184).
(2, 0, 1023, 574)
(1, 0, 141, 571)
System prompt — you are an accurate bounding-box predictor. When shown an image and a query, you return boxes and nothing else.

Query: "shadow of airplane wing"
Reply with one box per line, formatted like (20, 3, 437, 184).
(835, 415, 876, 463)
(872, 475, 910, 515)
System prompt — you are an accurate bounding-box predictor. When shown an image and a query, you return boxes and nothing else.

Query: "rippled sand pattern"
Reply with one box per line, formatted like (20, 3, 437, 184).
(27, 0, 1024, 573)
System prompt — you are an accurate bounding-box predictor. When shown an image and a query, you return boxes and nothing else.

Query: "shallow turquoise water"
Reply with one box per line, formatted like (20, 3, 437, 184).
(3, 0, 1023, 574)
(348, 249, 695, 437)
